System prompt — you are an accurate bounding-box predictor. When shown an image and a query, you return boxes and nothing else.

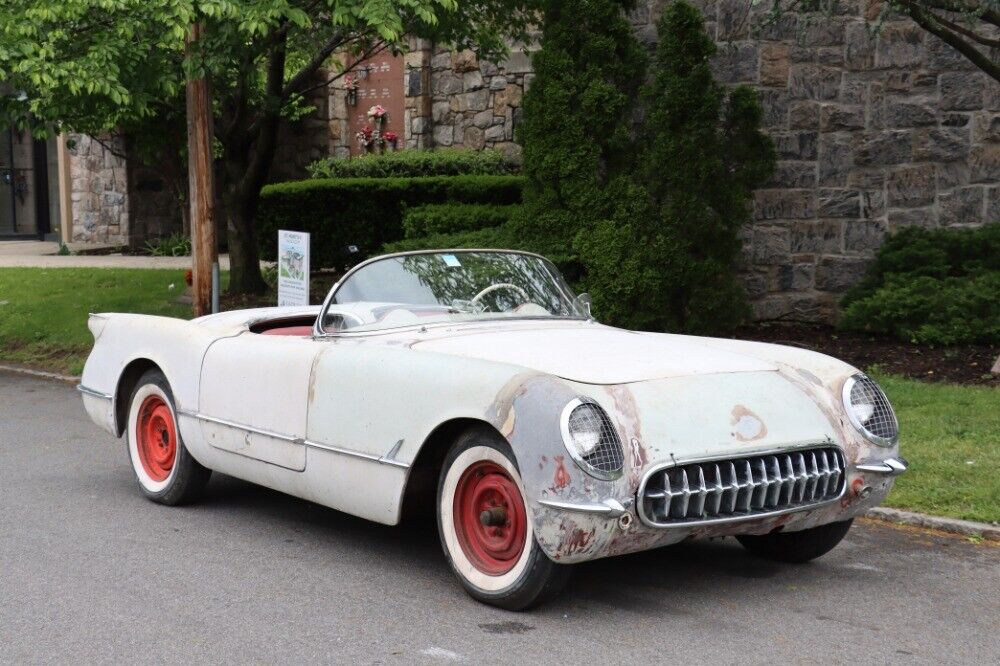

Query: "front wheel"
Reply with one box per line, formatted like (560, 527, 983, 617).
(437, 429, 570, 610)
(736, 519, 853, 563)
(126, 369, 210, 505)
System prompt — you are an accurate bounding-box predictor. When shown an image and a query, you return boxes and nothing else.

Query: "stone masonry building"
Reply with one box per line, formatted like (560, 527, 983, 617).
(16, 0, 997, 322)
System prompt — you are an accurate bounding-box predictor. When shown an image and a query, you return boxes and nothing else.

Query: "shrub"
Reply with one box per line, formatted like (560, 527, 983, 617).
(307, 148, 519, 179)
(402, 203, 520, 238)
(383, 226, 512, 254)
(577, 1, 774, 333)
(257, 175, 524, 267)
(145, 232, 191, 257)
(840, 224, 1000, 345)
(508, 0, 647, 263)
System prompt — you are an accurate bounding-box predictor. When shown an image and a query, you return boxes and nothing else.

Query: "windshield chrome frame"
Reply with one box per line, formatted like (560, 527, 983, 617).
(313, 248, 589, 337)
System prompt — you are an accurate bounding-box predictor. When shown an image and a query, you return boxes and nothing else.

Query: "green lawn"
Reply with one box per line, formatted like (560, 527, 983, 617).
(875, 375, 999, 524)
(0, 268, 996, 523)
(0, 268, 192, 375)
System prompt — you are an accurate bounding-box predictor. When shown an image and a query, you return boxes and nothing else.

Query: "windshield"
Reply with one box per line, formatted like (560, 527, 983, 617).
(323, 251, 588, 332)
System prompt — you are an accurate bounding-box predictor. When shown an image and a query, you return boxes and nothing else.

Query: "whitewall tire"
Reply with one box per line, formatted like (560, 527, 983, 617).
(125, 369, 210, 505)
(437, 429, 570, 610)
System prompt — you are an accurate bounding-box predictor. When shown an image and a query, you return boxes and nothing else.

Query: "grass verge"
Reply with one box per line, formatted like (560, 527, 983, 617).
(875, 375, 999, 524)
(0, 268, 192, 375)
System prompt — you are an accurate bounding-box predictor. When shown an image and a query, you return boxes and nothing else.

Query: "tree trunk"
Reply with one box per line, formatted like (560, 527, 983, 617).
(224, 179, 267, 295)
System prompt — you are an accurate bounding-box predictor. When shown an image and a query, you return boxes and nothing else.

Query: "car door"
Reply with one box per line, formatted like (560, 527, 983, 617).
(198, 333, 319, 472)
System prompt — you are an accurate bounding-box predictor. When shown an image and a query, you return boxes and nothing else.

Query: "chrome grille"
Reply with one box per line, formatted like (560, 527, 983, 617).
(848, 375, 898, 444)
(567, 403, 624, 475)
(639, 447, 846, 527)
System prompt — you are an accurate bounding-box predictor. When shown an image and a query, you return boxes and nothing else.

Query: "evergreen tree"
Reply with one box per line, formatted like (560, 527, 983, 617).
(581, 1, 775, 332)
(510, 0, 647, 271)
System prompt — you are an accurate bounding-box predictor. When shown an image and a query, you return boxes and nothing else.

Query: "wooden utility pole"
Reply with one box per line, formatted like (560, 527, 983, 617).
(185, 23, 217, 317)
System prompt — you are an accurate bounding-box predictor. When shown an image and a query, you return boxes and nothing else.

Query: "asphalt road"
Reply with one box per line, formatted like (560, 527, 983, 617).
(1, 373, 998, 665)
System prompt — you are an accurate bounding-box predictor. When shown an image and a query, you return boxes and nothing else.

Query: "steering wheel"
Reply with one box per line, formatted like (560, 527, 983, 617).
(470, 283, 531, 311)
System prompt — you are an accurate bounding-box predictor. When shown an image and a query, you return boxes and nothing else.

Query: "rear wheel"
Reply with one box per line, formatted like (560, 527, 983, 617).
(737, 519, 853, 563)
(126, 369, 210, 505)
(437, 429, 570, 610)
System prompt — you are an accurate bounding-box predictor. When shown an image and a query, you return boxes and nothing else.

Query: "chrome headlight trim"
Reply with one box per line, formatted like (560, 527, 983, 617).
(842, 373, 899, 448)
(559, 398, 624, 481)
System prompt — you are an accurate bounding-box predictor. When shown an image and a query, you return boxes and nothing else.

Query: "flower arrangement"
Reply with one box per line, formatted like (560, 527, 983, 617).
(344, 75, 358, 106)
(367, 104, 387, 120)
(355, 124, 376, 150)
(383, 130, 398, 150)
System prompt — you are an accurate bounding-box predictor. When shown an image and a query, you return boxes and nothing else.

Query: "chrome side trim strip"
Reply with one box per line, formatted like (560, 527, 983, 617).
(177, 409, 410, 469)
(856, 457, 908, 476)
(538, 498, 629, 518)
(77, 384, 113, 400)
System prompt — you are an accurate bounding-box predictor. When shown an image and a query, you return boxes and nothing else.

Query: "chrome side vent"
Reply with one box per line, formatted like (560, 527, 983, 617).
(639, 446, 846, 527)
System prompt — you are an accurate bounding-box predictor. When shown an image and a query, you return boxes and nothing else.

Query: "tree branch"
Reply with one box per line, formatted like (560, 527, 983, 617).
(898, 0, 1000, 81)
(241, 33, 287, 197)
(923, 7, 1000, 47)
(280, 31, 352, 98)
(914, 0, 1000, 26)
(294, 40, 390, 98)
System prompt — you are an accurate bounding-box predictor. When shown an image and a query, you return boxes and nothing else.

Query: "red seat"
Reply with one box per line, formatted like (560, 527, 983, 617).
(259, 326, 314, 337)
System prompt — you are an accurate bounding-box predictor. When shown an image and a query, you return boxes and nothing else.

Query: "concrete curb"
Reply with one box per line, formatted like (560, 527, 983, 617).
(0, 364, 79, 385)
(866, 507, 1000, 541)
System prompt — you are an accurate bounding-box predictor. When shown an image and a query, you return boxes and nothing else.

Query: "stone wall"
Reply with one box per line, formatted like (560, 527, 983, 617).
(409, 0, 999, 322)
(66, 133, 128, 245)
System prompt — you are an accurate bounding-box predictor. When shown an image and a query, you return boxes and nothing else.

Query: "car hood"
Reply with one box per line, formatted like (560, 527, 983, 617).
(411, 323, 777, 384)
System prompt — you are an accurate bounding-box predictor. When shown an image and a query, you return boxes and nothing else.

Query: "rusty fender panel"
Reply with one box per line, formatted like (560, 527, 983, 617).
(500, 376, 636, 564)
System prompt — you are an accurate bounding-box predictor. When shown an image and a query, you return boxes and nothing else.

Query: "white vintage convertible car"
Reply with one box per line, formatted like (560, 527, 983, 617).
(80, 249, 906, 609)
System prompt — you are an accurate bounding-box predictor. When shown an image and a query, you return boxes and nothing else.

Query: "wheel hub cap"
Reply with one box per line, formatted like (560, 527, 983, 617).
(453, 461, 527, 575)
(136, 395, 176, 482)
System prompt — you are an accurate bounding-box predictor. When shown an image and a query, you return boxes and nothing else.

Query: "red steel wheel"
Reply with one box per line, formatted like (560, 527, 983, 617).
(453, 460, 528, 575)
(135, 394, 177, 482)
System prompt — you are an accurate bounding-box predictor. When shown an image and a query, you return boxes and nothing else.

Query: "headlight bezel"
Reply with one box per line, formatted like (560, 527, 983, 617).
(842, 373, 899, 448)
(559, 398, 625, 481)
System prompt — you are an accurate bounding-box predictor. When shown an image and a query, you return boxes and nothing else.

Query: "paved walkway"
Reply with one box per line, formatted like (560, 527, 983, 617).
(0, 240, 231, 269)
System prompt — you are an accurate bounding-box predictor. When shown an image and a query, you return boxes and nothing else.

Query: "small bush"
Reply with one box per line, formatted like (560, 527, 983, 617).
(257, 175, 525, 267)
(402, 203, 520, 238)
(307, 149, 519, 179)
(840, 224, 1000, 345)
(145, 232, 191, 257)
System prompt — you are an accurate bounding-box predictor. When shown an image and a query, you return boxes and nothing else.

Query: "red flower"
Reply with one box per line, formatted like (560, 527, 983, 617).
(384, 131, 398, 142)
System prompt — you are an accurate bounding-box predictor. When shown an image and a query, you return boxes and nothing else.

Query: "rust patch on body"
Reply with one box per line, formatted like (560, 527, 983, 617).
(730, 405, 768, 442)
(552, 455, 571, 489)
(561, 526, 596, 556)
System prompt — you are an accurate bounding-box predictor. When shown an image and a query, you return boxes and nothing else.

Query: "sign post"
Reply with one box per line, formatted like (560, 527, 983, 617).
(277, 230, 310, 306)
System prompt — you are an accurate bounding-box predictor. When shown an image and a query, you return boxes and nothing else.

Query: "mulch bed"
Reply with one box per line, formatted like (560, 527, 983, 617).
(734, 323, 999, 387)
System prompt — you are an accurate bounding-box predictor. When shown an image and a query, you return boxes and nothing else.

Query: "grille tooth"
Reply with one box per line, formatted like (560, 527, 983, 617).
(640, 446, 847, 526)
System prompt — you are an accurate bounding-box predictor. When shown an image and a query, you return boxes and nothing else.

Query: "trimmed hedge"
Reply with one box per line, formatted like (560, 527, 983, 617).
(840, 224, 1000, 345)
(402, 203, 520, 238)
(307, 148, 519, 179)
(257, 175, 525, 266)
(383, 226, 512, 254)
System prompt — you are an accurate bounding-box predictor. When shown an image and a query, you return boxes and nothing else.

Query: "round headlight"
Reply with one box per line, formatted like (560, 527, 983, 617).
(560, 399, 624, 480)
(842, 373, 899, 447)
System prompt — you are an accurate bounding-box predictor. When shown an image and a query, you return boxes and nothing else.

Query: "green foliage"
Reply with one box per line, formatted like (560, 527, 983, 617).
(402, 203, 520, 238)
(509, 0, 773, 333)
(257, 175, 524, 266)
(0, 0, 539, 294)
(587, 1, 774, 333)
(308, 148, 519, 179)
(840, 224, 1000, 345)
(383, 225, 511, 254)
(509, 0, 647, 262)
(145, 232, 192, 257)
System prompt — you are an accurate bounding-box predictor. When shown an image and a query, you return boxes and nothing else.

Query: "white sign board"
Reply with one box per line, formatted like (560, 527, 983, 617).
(277, 230, 310, 307)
